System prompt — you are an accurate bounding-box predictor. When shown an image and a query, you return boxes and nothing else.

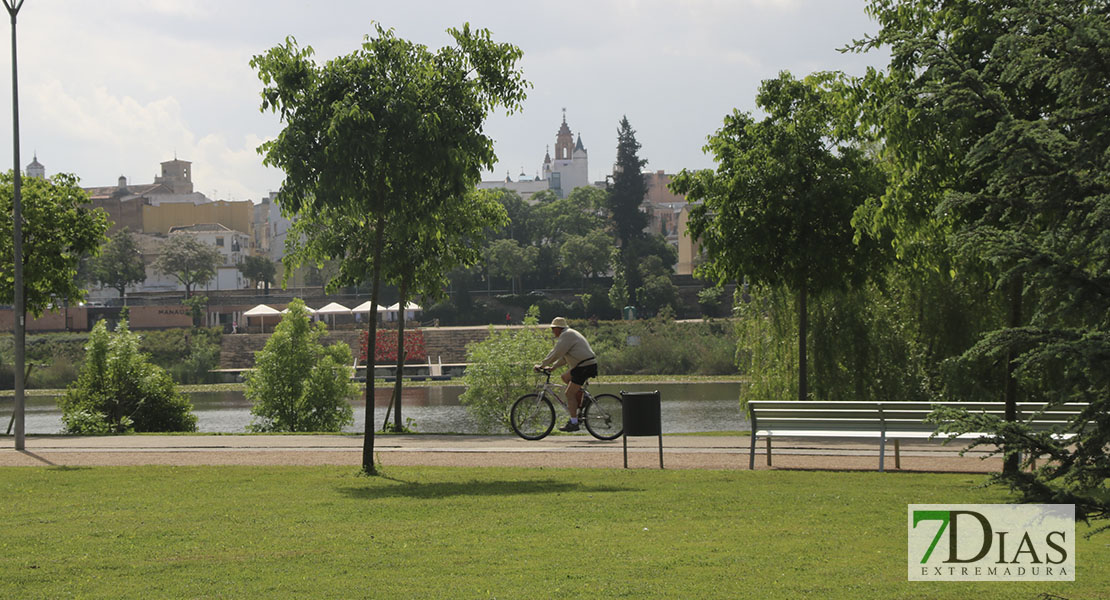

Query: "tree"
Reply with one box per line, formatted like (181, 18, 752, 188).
(859, 0, 1110, 523)
(59, 318, 197, 433)
(238, 255, 277, 294)
(154, 234, 222, 298)
(253, 24, 527, 473)
(485, 238, 538, 295)
(560, 229, 612, 282)
(671, 72, 885, 401)
(607, 116, 650, 303)
(380, 188, 507, 431)
(0, 171, 109, 315)
(244, 298, 356, 432)
(89, 227, 146, 301)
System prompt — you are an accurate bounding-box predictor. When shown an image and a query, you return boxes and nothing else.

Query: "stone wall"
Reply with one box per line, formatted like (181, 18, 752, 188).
(218, 325, 521, 369)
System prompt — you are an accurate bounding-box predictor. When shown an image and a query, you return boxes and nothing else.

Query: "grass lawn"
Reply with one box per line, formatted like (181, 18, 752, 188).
(0, 466, 1105, 599)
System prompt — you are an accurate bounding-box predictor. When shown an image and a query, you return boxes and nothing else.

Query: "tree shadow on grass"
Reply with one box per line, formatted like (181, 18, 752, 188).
(337, 478, 639, 500)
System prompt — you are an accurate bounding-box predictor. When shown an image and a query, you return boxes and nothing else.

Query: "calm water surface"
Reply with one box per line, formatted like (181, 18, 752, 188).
(6, 382, 747, 434)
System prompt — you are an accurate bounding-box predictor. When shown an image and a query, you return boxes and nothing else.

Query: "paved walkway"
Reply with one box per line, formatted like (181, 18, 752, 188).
(0, 434, 1004, 472)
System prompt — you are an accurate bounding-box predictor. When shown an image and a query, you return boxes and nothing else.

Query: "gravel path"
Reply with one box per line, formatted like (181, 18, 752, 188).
(0, 434, 1004, 473)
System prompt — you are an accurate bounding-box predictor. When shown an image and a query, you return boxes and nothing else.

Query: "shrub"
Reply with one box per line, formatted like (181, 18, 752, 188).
(58, 319, 198, 433)
(244, 298, 356, 432)
(459, 305, 551, 432)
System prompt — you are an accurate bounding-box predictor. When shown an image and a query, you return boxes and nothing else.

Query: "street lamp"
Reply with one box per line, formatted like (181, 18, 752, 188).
(3, 0, 25, 450)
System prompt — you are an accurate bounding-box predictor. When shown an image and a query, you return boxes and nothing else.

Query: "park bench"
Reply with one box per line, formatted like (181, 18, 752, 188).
(746, 401, 1088, 471)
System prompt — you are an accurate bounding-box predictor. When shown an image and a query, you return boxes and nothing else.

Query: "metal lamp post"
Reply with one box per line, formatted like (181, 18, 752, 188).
(4, 0, 25, 450)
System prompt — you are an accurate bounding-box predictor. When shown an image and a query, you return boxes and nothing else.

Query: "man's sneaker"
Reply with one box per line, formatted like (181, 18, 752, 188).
(558, 420, 580, 432)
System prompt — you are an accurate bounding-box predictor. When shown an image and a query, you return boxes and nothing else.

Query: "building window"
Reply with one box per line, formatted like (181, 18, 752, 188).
(216, 237, 224, 247)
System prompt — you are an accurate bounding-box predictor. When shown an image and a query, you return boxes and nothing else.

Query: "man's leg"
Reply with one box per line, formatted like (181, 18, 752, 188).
(562, 371, 583, 422)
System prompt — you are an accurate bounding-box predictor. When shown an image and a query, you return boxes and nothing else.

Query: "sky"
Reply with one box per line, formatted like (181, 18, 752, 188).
(0, 0, 889, 204)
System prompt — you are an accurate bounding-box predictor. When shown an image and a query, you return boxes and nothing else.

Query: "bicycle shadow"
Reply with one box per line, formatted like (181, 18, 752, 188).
(337, 477, 639, 500)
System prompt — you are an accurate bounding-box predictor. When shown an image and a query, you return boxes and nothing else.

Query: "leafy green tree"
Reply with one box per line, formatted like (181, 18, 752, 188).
(154, 234, 222, 298)
(182, 295, 208, 328)
(560, 229, 612, 282)
(459, 305, 551, 431)
(381, 189, 507, 431)
(636, 255, 679, 317)
(671, 72, 885, 401)
(238, 255, 277, 294)
(89, 227, 146, 301)
(859, 0, 1110, 521)
(485, 238, 539, 295)
(244, 299, 356, 432)
(59, 318, 197, 433)
(607, 116, 650, 303)
(0, 171, 109, 315)
(253, 24, 527, 473)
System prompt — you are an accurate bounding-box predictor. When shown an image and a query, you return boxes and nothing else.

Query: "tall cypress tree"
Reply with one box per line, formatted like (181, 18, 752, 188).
(607, 116, 649, 305)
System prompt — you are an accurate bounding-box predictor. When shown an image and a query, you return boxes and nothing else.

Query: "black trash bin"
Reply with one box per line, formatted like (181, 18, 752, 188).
(620, 390, 663, 469)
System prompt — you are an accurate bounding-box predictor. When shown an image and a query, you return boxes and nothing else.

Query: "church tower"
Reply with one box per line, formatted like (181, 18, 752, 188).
(546, 110, 589, 197)
(26, 153, 45, 178)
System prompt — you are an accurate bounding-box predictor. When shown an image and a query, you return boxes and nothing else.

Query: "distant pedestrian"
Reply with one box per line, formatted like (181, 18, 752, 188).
(506, 312, 512, 325)
(232, 320, 238, 334)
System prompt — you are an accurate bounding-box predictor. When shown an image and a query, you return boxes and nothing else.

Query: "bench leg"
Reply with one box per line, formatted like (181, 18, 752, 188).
(749, 434, 757, 470)
(766, 437, 772, 467)
(895, 440, 901, 470)
(879, 436, 886, 472)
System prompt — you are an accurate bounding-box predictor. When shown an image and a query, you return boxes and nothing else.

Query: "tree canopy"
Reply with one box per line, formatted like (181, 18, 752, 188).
(671, 71, 885, 400)
(90, 227, 146, 300)
(856, 0, 1110, 522)
(153, 234, 222, 297)
(253, 23, 528, 473)
(0, 171, 108, 316)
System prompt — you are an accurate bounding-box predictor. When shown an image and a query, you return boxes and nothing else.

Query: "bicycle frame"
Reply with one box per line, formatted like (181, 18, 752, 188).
(532, 369, 593, 417)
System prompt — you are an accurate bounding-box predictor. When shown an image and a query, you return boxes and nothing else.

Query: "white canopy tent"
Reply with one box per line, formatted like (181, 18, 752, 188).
(315, 302, 352, 328)
(351, 301, 388, 324)
(384, 302, 422, 322)
(242, 304, 281, 333)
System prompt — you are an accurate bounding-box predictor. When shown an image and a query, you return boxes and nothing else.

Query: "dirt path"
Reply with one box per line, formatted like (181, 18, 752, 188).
(0, 434, 1004, 473)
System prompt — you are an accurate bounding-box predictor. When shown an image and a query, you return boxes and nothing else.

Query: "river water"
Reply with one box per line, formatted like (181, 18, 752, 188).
(6, 382, 747, 435)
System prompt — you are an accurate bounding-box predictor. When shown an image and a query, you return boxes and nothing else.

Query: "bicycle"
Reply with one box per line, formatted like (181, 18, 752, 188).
(510, 367, 623, 440)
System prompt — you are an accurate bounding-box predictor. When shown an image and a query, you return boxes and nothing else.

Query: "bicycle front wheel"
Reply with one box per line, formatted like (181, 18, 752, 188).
(510, 393, 556, 440)
(583, 393, 623, 440)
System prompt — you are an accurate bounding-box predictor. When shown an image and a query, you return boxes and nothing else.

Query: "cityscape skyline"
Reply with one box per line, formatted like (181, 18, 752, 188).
(0, 0, 888, 204)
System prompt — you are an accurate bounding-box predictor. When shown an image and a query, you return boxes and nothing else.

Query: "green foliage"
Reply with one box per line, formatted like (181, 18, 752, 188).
(0, 171, 109, 316)
(860, 0, 1110, 524)
(672, 71, 886, 400)
(237, 255, 277, 293)
(559, 229, 612, 282)
(459, 306, 551, 431)
(244, 299, 356, 432)
(58, 319, 197, 433)
(153, 234, 222, 297)
(484, 238, 538, 294)
(608, 116, 650, 302)
(181, 295, 208, 328)
(89, 227, 146, 298)
(581, 317, 738, 376)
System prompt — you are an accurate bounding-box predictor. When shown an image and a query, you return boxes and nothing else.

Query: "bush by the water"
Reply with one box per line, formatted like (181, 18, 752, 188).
(459, 306, 552, 432)
(581, 313, 739, 376)
(58, 319, 198, 433)
(244, 298, 356, 432)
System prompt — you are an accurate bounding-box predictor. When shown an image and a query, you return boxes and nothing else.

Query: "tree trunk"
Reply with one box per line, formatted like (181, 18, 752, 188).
(362, 215, 385, 475)
(798, 283, 808, 402)
(1003, 275, 1023, 475)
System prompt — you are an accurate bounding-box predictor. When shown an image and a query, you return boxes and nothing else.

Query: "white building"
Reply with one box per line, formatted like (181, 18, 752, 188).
(478, 111, 590, 201)
(166, 224, 251, 292)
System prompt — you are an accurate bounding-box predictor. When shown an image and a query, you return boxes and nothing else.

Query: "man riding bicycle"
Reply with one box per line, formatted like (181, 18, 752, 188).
(534, 316, 598, 432)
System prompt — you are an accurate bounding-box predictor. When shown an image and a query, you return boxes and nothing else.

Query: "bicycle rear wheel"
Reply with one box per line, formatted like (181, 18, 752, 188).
(583, 393, 623, 440)
(510, 393, 556, 440)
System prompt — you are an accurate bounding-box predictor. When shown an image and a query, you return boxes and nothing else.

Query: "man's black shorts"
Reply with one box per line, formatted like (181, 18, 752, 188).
(569, 362, 598, 385)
